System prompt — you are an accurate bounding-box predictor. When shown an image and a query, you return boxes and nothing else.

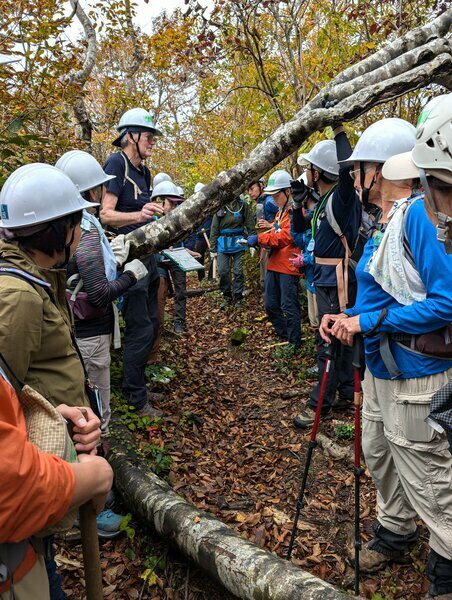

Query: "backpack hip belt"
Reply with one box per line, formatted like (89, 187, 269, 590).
(315, 233, 352, 312)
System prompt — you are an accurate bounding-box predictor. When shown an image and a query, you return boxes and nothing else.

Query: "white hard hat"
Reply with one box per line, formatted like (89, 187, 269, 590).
(298, 140, 339, 177)
(153, 172, 172, 187)
(344, 118, 416, 165)
(0, 54, 21, 65)
(263, 170, 292, 194)
(55, 150, 115, 193)
(383, 95, 452, 184)
(151, 180, 184, 202)
(113, 108, 163, 147)
(0, 163, 95, 229)
(194, 182, 205, 193)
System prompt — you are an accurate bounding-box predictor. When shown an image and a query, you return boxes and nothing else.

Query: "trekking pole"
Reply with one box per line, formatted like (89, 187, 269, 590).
(352, 334, 364, 598)
(287, 342, 335, 560)
(76, 410, 104, 600)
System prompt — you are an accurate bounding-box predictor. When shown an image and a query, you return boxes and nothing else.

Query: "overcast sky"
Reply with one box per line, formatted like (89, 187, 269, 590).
(65, 0, 209, 38)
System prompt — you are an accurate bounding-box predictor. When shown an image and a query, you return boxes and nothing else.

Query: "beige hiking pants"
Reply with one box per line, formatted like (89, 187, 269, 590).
(307, 290, 319, 328)
(77, 334, 112, 431)
(0, 556, 50, 600)
(362, 368, 452, 559)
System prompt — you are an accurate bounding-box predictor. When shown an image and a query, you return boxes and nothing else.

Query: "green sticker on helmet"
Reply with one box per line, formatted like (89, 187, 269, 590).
(268, 177, 275, 186)
(417, 110, 430, 127)
(144, 115, 154, 124)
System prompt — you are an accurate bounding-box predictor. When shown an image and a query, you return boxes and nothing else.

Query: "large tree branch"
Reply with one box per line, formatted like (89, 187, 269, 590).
(125, 14, 452, 259)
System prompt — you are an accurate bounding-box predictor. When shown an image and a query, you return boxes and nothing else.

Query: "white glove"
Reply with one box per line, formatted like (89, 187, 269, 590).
(124, 259, 148, 282)
(110, 234, 131, 267)
(237, 238, 248, 247)
(210, 252, 218, 259)
(249, 247, 256, 257)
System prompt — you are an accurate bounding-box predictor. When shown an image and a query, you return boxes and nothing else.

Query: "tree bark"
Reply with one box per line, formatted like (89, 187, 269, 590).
(108, 421, 352, 600)
(68, 0, 97, 148)
(125, 10, 452, 260)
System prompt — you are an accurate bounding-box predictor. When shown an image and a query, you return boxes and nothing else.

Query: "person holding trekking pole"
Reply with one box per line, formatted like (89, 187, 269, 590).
(320, 116, 452, 600)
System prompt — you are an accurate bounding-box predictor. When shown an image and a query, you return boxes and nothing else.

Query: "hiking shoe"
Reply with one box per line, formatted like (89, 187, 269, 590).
(293, 406, 331, 429)
(423, 594, 452, 599)
(305, 364, 319, 376)
(353, 541, 411, 574)
(333, 397, 354, 412)
(96, 509, 125, 539)
(174, 321, 185, 335)
(146, 390, 165, 403)
(137, 401, 164, 419)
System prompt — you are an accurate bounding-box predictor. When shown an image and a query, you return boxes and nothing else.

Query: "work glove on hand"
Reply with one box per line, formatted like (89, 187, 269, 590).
(237, 238, 248, 247)
(110, 234, 131, 267)
(210, 252, 218, 259)
(249, 247, 257, 258)
(246, 234, 259, 247)
(321, 96, 342, 131)
(124, 259, 148, 282)
(289, 253, 305, 269)
(290, 179, 310, 209)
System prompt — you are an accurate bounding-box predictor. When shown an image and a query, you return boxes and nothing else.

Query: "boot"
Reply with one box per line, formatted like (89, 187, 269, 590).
(220, 295, 232, 310)
(348, 522, 418, 573)
(426, 549, 452, 599)
(233, 294, 243, 308)
(356, 541, 408, 573)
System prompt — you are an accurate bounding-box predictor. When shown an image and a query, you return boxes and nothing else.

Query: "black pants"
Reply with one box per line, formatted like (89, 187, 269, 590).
(121, 255, 160, 409)
(309, 283, 357, 411)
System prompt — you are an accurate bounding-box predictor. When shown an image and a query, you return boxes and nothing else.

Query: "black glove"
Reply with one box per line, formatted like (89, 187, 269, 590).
(322, 96, 342, 130)
(290, 179, 309, 209)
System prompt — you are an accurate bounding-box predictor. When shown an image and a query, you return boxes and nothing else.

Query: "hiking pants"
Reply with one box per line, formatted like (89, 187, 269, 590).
(264, 270, 301, 347)
(217, 251, 245, 299)
(309, 284, 356, 410)
(1, 555, 50, 600)
(77, 334, 112, 431)
(362, 368, 452, 562)
(170, 265, 187, 327)
(121, 256, 159, 409)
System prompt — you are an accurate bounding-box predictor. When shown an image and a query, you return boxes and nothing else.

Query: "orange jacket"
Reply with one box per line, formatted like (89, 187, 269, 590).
(258, 208, 301, 276)
(0, 371, 75, 592)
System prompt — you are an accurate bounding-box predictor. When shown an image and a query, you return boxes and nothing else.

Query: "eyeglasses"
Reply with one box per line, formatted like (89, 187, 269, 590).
(349, 169, 360, 181)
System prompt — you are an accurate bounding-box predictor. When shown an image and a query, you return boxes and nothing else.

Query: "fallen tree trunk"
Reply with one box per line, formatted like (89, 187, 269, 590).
(108, 421, 353, 600)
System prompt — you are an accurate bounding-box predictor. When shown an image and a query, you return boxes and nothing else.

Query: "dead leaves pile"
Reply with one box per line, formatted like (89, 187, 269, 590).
(59, 279, 431, 599)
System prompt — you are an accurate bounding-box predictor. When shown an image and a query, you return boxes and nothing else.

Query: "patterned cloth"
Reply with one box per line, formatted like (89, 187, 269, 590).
(427, 379, 452, 433)
(367, 197, 426, 305)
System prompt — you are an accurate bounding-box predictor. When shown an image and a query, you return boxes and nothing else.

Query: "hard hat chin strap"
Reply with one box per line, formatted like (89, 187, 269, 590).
(360, 163, 381, 221)
(419, 168, 452, 254)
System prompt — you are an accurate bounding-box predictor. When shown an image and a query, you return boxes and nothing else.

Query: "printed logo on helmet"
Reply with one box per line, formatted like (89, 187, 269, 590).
(0, 205, 9, 220)
(144, 115, 153, 124)
(268, 177, 276, 186)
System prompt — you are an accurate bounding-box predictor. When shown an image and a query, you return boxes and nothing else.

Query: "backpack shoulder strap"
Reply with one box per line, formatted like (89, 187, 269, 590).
(324, 194, 343, 238)
(0, 263, 50, 290)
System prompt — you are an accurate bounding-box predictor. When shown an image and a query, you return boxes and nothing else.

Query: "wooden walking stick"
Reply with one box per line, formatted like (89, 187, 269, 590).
(77, 409, 104, 600)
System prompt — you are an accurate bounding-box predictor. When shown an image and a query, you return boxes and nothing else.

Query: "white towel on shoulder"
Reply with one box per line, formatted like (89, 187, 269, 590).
(367, 198, 426, 306)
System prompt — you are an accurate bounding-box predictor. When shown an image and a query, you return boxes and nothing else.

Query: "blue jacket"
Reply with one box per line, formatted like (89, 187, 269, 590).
(346, 198, 452, 379)
(258, 194, 279, 222)
(291, 217, 315, 294)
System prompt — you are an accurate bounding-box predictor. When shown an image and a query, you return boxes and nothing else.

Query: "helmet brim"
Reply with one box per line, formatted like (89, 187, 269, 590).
(113, 125, 163, 146)
(382, 152, 419, 181)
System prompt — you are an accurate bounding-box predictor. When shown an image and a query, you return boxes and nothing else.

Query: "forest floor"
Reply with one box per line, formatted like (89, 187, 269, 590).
(57, 267, 431, 600)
